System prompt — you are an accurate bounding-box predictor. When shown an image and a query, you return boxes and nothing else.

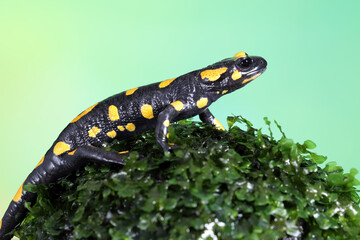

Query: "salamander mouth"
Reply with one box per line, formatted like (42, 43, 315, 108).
(246, 66, 266, 77)
(241, 65, 267, 82)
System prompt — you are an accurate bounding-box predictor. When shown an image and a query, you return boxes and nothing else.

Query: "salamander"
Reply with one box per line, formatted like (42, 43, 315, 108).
(0, 51, 267, 239)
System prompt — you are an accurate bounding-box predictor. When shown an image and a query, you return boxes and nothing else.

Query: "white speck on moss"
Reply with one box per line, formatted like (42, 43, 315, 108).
(199, 219, 225, 240)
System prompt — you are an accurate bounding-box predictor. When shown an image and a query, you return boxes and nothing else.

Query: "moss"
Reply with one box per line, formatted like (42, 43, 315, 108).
(14, 116, 360, 239)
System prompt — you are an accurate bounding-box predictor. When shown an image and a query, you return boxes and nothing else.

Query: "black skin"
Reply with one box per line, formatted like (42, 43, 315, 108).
(0, 52, 267, 239)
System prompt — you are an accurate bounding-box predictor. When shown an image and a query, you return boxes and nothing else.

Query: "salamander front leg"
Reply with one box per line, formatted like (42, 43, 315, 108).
(199, 108, 225, 131)
(155, 105, 180, 152)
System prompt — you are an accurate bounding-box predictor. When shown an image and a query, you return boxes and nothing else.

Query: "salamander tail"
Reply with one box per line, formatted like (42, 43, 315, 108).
(0, 182, 37, 240)
(0, 155, 49, 240)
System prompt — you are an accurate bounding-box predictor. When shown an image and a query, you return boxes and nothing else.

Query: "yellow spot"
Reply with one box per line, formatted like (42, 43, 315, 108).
(171, 101, 184, 111)
(141, 104, 154, 119)
(222, 90, 228, 94)
(117, 125, 125, 131)
(169, 142, 175, 146)
(196, 97, 208, 108)
(107, 130, 117, 138)
(53, 141, 71, 155)
(68, 149, 77, 155)
(216, 91, 220, 94)
(35, 155, 45, 168)
(233, 51, 247, 59)
(126, 123, 136, 132)
(13, 182, 24, 202)
(118, 150, 129, 154)
(166, 133, 170, 138)
(231, 70, 242, 80)
(242, 73, 261, 84)
(214, 118, 225, 131)
(159, 78, 176, 88)
(88, 127, 101, 138)
(200, 67, 228, 81)
(126, 87, 138, 95)
(163, 120, 170, 127)
(71, 103, 98, 123)
(108, 105, 120, 121)
(0, 219, 2, 229)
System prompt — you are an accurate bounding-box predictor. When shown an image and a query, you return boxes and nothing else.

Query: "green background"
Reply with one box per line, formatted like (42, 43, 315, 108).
(1, 0, 359, 220)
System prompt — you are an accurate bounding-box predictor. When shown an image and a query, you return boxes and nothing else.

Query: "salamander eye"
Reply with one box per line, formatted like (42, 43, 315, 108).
(240, 58, 252, 69)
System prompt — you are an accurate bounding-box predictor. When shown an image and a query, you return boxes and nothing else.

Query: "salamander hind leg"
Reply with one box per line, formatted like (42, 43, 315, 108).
(69, 145, 127, 166)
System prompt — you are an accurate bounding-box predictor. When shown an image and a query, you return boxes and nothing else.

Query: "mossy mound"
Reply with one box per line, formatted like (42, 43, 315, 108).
(14, 116, 360, 239)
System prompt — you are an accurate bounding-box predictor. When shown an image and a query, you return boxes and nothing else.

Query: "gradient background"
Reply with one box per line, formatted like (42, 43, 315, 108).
(1, 0, 359, 221)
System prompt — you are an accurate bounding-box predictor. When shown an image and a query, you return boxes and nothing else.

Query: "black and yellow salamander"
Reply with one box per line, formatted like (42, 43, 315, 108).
(0, 51, 267, 239)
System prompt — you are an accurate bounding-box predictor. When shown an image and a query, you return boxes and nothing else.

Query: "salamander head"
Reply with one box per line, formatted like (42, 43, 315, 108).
(199, 51, 267, 93)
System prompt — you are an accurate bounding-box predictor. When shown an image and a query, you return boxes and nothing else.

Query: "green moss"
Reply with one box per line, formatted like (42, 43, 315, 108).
(14, 116, 360, 239)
